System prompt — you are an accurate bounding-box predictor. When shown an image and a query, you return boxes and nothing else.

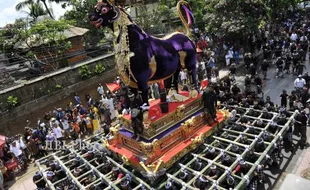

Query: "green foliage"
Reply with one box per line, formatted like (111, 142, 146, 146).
(136, 0, 206, 33)
(79, 65, 92, 79)
(187, 0, 206, 29)
(0, 19, 28, 53)
(63, 0, 108, 48)
(22, 19, 73, 70)
(55, 84, 62, 89)
(22, 2, 48, 23)
(7, 96, 18, 109)
(264, 0, 302, 19)
(26, 51, 35, 58)
(16, 0, 69, 19)
(203, 0, 267, 39)
(93, 64, 105, 75)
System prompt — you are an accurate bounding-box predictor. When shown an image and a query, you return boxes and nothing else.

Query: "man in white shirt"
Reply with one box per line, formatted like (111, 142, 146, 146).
(290, 32, 298, 41)
(294, 75, 306, 89)
(52, 124, 63, 146)
(180, 70, 187, 85)
(300, 35, 307, 42)
(97, 84, 104, 97)
(60, 118, 70, 139)
(49, 118, 60, 129)
(10, 141, 23, 158)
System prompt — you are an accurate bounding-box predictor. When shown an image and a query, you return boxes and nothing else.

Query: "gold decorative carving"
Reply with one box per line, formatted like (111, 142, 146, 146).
(220, 109, 230, 119)
(102, 139, 110, 149)
(110, 124, 121, 137)
(191, 133, 203, 149)
(175, 105, 185, 120)
(139, 159, 163, 174)
(140, 139, 160, 157)
(121, 155, 129, 165)
(193, 133, 203, 144)
(178, 51, 187, 69)
(181, 122, 190, 133)
(185, 117, 194, 128)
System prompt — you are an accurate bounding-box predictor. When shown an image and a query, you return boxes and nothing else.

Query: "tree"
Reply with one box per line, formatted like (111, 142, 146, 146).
(203, 0, 267, 40)
(134, 5, 167, 34)
(186, 0, 206, 30)
(0, 19, 28, 53)
(263, 0, 303, 20)
(62, 0, 109, 48)
(8, 19, 74, 70)
(16, 0, 69, 19)
(22, 2, 48, 24)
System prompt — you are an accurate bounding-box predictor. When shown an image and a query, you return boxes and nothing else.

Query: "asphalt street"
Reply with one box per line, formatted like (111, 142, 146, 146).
(234, 54, 310, 105)
(232, 54, 310, 190)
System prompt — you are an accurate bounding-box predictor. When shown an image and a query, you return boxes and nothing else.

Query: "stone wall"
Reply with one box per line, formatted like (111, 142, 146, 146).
(0, 53, 116, 113)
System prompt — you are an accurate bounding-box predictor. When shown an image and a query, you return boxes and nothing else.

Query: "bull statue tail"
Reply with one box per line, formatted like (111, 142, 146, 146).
(176, 0, 194, 36)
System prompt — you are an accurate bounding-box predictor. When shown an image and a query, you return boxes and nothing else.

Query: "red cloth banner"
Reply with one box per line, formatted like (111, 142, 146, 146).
(106, 83, 120, 92)
(200, 79, 209, 90)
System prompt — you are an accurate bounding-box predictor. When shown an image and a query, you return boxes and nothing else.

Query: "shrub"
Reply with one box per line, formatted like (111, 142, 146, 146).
(7, 96, 18, 109)
(55, 84, 62, 89)
(93, 64, 105, 75)
(79, 65, 92, 80)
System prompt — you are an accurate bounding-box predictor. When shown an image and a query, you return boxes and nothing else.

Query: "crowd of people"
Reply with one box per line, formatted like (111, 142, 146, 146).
(0, 7, 310, 190)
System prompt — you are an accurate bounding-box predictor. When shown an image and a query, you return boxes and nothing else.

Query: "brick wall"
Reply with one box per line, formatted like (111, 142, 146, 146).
(0, 53, 117, 132)
(0, 53, 116, 112)
(34, 37, 88, 72)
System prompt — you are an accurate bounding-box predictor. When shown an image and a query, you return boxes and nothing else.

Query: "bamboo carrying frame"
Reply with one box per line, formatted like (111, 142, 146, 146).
(35, 106, 297, 190)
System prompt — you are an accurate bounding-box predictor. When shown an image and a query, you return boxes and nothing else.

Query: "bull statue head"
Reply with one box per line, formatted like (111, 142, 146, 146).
(89, 0, 122, 29)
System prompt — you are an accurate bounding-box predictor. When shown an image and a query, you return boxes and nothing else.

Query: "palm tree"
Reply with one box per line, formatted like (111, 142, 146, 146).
(22, 3, 48, 24)
(16, 0, 69, 19)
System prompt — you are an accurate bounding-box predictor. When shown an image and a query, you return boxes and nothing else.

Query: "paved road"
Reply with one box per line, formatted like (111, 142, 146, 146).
(233, 54, 310, 105)
(231, 54, 310, 189)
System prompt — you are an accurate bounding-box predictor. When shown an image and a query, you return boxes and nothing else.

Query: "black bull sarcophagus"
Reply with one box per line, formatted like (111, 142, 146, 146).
(89, 0, 198, 105)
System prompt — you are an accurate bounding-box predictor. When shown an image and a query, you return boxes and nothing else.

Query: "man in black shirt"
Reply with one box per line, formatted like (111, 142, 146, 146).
(205, 146, 217, 159)
(206, 165, 221, 180)
(202, 86, 218, 123)
(244, 75, 251, 88)
(33, 171, 46, 189)
(131, 108, 144, 141)
(303, 72, 310, 88)
(129, 92, 143, 109)
(229, 64, 237, 76)
(46, 171, 58, 183)
(233, 159, 250, 177)
(246, 149, 257, 163)
(295, 111, 308, 148)
(276, 57, 284, 78)
(280, 90, 288, 108)
(231, 84, 241, 96)
(265, 96, 274, 107)
(249, 64, 256, 77)
(261, 59, 269, 79)
(253, 100, 262, 110)
(297, 62, 307, 76)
